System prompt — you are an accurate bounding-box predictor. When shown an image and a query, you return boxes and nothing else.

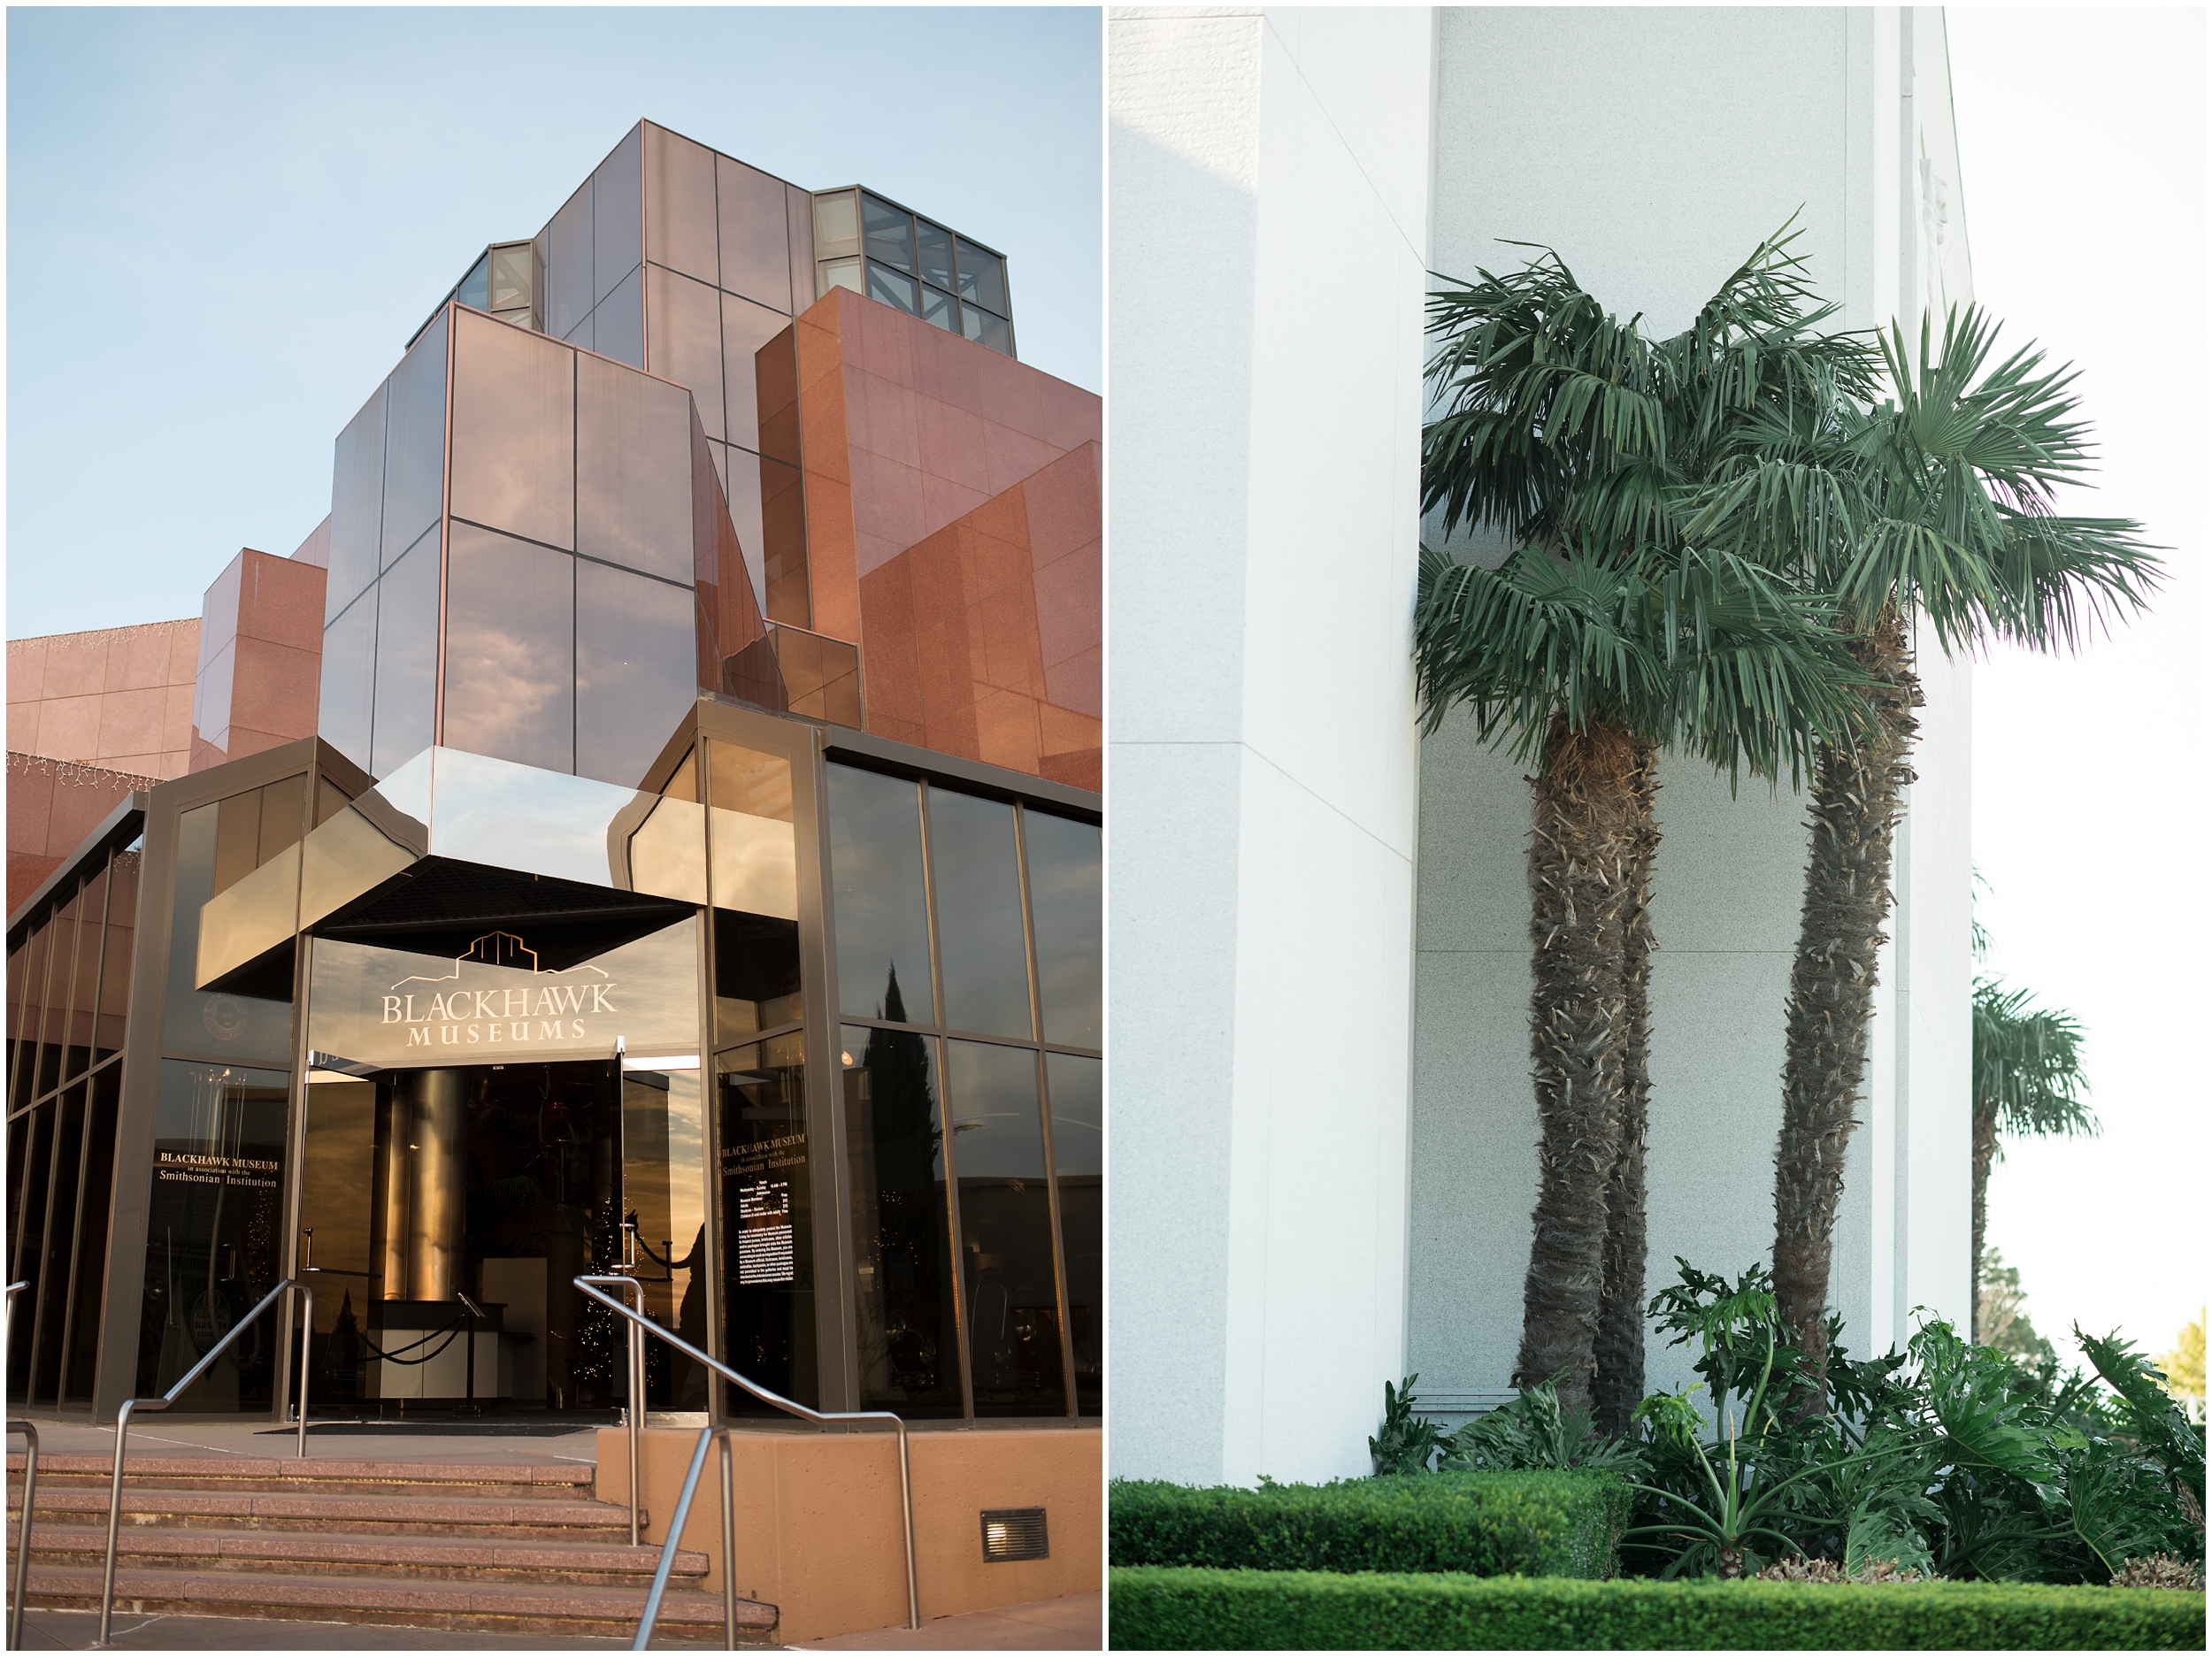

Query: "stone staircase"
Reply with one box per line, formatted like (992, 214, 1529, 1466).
(5, 1453, 778, 1643)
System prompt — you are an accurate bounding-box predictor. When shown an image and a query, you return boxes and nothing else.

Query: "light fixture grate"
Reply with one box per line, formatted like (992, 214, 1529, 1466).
(979, 1506, 1048, 1562)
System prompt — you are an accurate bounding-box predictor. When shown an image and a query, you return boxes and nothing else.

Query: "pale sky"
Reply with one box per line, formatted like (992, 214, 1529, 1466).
(1947, 7, 2206, 1363)
(4, 6, 1102, 641)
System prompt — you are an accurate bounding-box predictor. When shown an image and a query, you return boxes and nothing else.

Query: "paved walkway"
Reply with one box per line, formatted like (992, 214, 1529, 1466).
(12, 1593, 1102, 1651)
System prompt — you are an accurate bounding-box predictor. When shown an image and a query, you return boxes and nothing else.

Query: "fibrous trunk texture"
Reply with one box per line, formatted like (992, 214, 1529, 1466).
(1970, 1100, 1998, 1342)
(1517, 717, 1644, 1419)
(1773, 602, 1921, 1402)
(1594, 740, 1660, 1438)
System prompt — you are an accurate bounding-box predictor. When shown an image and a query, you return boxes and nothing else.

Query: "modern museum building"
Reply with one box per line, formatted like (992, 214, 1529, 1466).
(5, 120, 1102, 1456)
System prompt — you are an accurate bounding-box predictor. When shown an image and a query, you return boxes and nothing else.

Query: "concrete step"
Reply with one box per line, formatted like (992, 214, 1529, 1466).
(7, 1453, 598, 1500)
(10, 1484, 639, 1541)
(9, 1521, 709, 1588)
(18, 1562, 776, 1643)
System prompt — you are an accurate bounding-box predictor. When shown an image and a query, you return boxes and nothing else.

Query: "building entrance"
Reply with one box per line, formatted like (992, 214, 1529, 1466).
(299, 1056, 705, 1419)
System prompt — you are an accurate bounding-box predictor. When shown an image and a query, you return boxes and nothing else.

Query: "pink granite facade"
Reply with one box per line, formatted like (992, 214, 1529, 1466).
(189, 546, 327, 771)
(6, 620, 199, 781)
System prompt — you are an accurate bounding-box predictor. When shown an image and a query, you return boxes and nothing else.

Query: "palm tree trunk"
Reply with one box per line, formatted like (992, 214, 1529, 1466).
(1773, 602, 1922, 1400)
(1517, 716, 1643, 1418)
(1594, 740, 1659, 1438)
(1970, 1099, 1998, 1342)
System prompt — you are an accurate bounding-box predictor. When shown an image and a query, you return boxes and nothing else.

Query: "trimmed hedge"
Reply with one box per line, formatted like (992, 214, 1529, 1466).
(1106, 1568, 2209, 1650)
(1110, 1470, 1630, 1578)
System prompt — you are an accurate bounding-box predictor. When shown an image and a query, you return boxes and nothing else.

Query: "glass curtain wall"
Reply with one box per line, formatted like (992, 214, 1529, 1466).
(827, 761, 1099, 1419)
(5, 832, 139, 1406)
(125, 773, 313, 1412)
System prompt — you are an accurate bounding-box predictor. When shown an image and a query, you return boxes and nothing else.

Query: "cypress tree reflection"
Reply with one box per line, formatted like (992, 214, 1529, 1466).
(846, 970, 962, 1416)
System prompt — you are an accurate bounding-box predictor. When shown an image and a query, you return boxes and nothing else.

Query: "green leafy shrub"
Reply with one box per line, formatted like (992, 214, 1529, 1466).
(1106, 1567, 2208, 1650)
(1370, 1373, 1449, 1475)
(1621, 1260, 2207, 1584)
(1437, 1378, 1647, 1477)
(1109, 1469, 1631, 1578)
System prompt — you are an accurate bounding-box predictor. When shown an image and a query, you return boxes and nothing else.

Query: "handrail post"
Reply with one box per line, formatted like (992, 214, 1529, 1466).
(632, 1426, 714, 1651)
(718, 1431, 737, 1651)
(295, 1283, 314, 1461)
(894, 1419, 918, 1631)
(95, 1400, 134, 1647)
(626, 1289, 642, 1548)
(7, 1419, 38, 1651)
(94, 1277, 305, 1645)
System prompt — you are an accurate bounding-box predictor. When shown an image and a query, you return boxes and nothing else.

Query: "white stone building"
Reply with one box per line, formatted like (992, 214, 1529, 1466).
(1110, 5, 1976, 1487)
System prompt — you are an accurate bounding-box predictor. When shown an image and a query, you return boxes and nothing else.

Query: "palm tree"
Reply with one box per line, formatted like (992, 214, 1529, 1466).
(1970, 977, 2093, 1339)
(1735, 310, 2157, 1396)
(1417, 230, 1878, 1431)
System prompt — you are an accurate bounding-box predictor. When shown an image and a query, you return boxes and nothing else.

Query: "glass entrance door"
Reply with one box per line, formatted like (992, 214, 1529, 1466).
(298, 1059, 628, 1416)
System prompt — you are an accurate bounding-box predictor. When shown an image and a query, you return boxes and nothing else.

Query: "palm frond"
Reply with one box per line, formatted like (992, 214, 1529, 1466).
(1973, 978, 2097, 1147)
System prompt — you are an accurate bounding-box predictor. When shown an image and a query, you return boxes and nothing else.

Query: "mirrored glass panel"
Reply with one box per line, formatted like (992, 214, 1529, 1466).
(318, 587, 376, 774)
(457, 254, 490, 311)
(955, 239, 1008, 316)
(721, 294, 787, 456)
(576, 353, 693, 585)
(842, 1024, 959, 1416)
(946, 1039, 1064, 1415)
(707, 741, 797, 922)
(818, 257, 863, 299)
(827, 765, 933, 1025)
(546, 182, 592, 339)
(810, 190, 859, 257)
(918, 285, 958, 334)
(381, 310, 448, 571)
(133, 1062, 291, 1409)
(593, 265, 647, 372)
(866, 263, 919, 317)
(718, 1035, 815, 1410)
(161, 802, 293, 1067)
(643, 265, 724, 442)
(713, 909, 799, 1048)
(442, 522, 575, 775)
(449, 311, 575, 551)
(916, 220, 955, 292)
(592, 123, 644, 305)
(717, 156, 791, 312)
(1045, 1052, 1100, 1415)
(327, 385, 387, 620)
(1022, 811, 1101, 1049)
(576, 564, 696, 789)
(369, 529, 439, 780)
(974, 310, 1013, 357)
(860, 196, 914, 272)
(489, 245, 533, 314)
(625, 1064, 709, 1408)
(928, 791, 1033, 1040)
(642, 124, 718, 285)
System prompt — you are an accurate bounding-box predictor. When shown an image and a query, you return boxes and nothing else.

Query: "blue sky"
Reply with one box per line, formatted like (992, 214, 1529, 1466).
(5, 6, 1102, 639)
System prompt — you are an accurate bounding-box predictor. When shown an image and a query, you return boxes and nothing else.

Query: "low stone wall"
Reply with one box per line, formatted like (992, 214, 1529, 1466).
(595, 1422, 1099, 1643)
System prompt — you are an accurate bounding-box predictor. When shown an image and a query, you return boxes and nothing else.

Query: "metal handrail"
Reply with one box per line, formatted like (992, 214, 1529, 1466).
(96, 1277, 312, 1646)
(6, 1282, 35, 1651)
(573, 1275, 920, 1638)
(6, 1420, 36, 1652)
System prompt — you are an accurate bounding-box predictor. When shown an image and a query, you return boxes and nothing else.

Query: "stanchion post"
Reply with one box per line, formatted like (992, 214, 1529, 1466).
(718, 1431, 737, 1650)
